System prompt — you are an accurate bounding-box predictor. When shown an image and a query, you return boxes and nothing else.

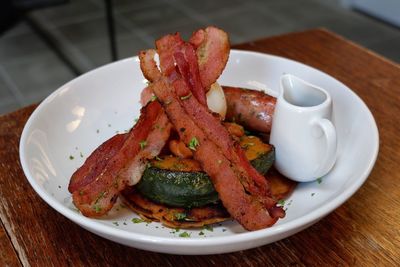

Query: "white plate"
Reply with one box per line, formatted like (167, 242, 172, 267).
(19, 50, 379, 255)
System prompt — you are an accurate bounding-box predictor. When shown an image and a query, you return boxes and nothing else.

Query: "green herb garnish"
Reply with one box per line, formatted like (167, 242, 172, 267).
(150, 95, 157, 102)
(139, 140, 147, 150)
(188, 137, 199, 151)
(174, 212, 187, 220)
(179, 232, 191, 238)
(94, 205, 102, 213)
(277, 199, 285, 206)
(203, 225, 213, 232)
(69, 155, 74, 160)
(131, 218, 145, 224)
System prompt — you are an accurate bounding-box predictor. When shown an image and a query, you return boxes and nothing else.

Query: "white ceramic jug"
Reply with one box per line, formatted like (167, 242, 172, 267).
(270, 74, 337, 182)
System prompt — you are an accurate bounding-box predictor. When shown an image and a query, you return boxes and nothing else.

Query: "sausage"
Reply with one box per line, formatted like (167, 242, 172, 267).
(223, 86, 276, 133)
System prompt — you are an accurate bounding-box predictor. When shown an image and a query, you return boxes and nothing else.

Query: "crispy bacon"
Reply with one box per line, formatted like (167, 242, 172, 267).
(139, 49, 160, 82)
(189, 27, 230, 89)
(71, 101, 172, 217)
(174, 44, 207, 105)
(155, 33, 184, 76)
(68, 133, 128, 193)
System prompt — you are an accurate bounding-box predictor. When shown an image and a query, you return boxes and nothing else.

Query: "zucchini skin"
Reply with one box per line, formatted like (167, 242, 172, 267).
(137, 149, 274, 208)
(250, 146, 275, 176)
(137, 137, 275, 208)
(136, 167, 219, 208)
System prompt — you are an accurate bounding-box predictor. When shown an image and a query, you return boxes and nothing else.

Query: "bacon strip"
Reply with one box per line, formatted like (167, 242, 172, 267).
(71, 101, 172, 217)
(155, 33, 184, 76)
(174, 44, 206, 105)
(189, 27, 230, 89)
(68, 133, 128, 193)
(139, 49, 160, 82)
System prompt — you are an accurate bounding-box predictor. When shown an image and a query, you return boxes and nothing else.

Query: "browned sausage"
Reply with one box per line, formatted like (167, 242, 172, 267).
(223, 86, 276, 133)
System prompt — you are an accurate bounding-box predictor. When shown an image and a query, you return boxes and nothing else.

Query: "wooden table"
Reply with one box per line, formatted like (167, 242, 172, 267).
(1, 29, 399, 266)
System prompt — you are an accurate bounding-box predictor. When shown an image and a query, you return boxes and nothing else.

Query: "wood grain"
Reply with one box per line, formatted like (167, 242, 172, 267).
(0, 221, 20, 267)
(1, 29, 399, 266)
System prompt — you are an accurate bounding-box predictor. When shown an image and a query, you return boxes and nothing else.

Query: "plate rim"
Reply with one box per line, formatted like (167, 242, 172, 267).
(19, 49, 379, 249)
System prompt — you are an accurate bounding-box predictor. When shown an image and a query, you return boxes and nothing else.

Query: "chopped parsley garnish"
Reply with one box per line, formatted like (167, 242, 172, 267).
(199, 231, 205, 236)
(179, 232, 191, 238)
(155, 156, 162, 161)
(311, 193, 316, 196)
(113, 222, 119, 226)
(94, 205, 102, 213)
(180, 92, 192, 100)
(150, 95, 158, 102)
(131, 218, 145, 224)
(174, 212, 187, 220)
(203, 225, 213, 232)
(317, 177, 323, 184)
(277, 199, 285, 206)
(188, 137, 199, 151)
(80, 152, 84, 158)
(139, 140, 147, 150)
(69, 155, 74, 160)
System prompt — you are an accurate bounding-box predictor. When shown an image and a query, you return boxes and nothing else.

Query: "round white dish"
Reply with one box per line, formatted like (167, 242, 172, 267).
(19, 50, 379, 255)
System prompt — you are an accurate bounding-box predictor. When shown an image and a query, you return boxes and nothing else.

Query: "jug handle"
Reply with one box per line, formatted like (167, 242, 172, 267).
(313, 118, 337, 177)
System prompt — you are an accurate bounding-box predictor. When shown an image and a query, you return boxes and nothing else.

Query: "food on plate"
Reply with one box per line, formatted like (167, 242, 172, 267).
(68, 26, 296, 231)
(224, 86, 276, 133)
(134, 135, 274, 209)
(122, 188, 230, 228)
(69, 101, 172, 217)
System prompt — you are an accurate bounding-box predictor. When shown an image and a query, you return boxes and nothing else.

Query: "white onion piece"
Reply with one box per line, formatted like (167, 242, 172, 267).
(206, 82, 227, 119)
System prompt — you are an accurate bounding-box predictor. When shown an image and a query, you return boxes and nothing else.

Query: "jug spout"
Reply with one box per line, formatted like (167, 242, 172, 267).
(280, 74, 329, 108)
